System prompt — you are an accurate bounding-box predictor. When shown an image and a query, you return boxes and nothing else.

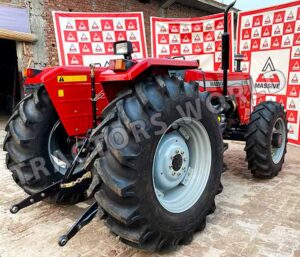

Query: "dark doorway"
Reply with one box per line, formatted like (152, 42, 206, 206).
(0, 39, 20, 114)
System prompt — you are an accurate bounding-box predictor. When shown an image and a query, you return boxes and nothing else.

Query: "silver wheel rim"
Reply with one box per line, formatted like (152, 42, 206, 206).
(271, 118, 286, 164)
(48, 121, 83, 175)
(152, 117, 212, 213)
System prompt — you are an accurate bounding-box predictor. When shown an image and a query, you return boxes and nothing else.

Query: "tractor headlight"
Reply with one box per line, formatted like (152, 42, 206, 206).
(114, 41, 133, 56)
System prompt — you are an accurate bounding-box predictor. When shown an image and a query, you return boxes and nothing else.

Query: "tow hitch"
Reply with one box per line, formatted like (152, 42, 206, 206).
(9, 64, 102, 246)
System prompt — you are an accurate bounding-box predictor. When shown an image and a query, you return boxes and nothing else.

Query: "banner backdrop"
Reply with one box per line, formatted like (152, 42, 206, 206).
(151, 13, 234, 71)
(237, 1, 300, 145)
(53, 12, 147, 66)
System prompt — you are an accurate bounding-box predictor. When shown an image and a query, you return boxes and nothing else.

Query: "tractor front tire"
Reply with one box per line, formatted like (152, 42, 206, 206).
(90, 75, 223, 251)
(245, 101, 287, 179)
(3, 87, 89, 203)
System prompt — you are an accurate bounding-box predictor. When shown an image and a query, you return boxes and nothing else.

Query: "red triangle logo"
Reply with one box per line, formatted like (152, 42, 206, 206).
(92, 22, 99, 30)
(93, 33, 101, 41)
(82, 44, 90, 53)
(288, 125, 294, 134)
(276, 14, 282, 23)
(194, 34, 201, 42)
(171, 25, 178, 32)
(69, 44, 77, 52)
(129, 32, 136, 41)
(273, 38, 280, 47)
(287, 11, 294, 20)
(67, 32, 75, 41)
(171, 35, 178, 43)
(104, 22, 112, 30)
(95, 44, 103, 52)
(71, 56, 79, 65)
(182, 25, 189, 32)
(289, 100, 296, 109)
(292, 61, 300, 71)
(288, 113, 295, 122)
(81, 33, 88, 41)
(290, 87, 297, 96)
(66, 22, 73, 29)
(245, 19, 250, 27)
(294, 48, 300, 57)
(116, 21, 123, 29)
(262, 39, 269, 48)
(79, 22, 87, 30)
(161, 46, 167, 54)
(183, 45, 190, 53)
(292, 74, 299, 83)
(172, 46, 178, 54)
(284, 37, 291, 46)
(128, 21, 135, 30)
(171, 46, 178, 54)
(194, 44, 202, 53)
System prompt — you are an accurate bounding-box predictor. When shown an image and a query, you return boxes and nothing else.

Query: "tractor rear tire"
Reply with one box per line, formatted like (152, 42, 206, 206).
(3, 87, 89, 203)
(90, 75, 223, 251)
(245, 101, 287, 179)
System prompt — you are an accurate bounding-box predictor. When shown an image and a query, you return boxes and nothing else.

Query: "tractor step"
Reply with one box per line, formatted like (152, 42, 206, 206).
(58, 201, 98, 247)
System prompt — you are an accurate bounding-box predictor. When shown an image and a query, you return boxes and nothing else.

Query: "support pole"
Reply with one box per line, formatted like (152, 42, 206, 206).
(90, 64, 97, 129)
(222, 1, 236, 96)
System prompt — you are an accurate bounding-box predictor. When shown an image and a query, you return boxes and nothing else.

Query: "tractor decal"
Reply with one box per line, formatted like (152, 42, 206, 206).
(254, 57, 282, 90)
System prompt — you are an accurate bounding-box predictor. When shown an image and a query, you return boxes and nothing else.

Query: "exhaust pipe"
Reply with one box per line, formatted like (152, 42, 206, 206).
(222, 0, 236, 96)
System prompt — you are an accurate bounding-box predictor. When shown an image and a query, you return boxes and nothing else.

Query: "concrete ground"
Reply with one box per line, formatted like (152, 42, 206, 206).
(0, 115, 299, 257)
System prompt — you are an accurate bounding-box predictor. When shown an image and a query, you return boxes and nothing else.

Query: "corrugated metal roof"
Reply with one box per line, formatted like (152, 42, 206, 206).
(159, 0, 239, 13)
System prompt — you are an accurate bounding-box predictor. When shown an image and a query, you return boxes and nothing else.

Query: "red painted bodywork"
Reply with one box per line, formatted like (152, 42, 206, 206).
(185, 70, 252, 124)
(24, 58, 252, 136)
(24, 58, 199, 136)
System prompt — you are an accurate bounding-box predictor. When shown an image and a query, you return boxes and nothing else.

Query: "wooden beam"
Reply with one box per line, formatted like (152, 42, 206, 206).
(160, 0, 177, 8)
(0, 29, 36, 43)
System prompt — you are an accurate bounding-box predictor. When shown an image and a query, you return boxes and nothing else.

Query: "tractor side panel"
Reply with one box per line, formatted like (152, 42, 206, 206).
(42, 67, 109, 137)
(185, 70, 252, 124)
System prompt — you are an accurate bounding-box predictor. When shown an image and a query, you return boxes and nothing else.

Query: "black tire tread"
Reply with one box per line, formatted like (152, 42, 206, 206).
(92, 75, 221, 251)
(245, 101, 287, 179)
(3, 87, 87, 203)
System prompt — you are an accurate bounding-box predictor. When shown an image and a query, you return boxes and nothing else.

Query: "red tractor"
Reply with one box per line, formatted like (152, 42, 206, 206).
(4, 1, 287, 252)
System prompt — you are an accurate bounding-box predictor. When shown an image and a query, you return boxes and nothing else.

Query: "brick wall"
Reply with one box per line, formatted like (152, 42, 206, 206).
(43, 0, 215, 66)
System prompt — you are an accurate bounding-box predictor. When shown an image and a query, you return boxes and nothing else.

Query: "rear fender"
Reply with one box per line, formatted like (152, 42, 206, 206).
(97, 58, 199, 102)
(41, 66, 109, 137)
(35, 59, 199, 137)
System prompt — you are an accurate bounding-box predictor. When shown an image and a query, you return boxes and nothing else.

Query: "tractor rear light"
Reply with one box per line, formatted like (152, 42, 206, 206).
(109, 59, 127, 71)
(23, 68, 41, 78)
